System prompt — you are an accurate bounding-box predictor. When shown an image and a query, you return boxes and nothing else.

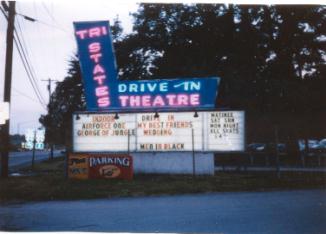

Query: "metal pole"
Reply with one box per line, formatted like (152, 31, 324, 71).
(42, 78, 57, 160)
(302, 138, 308, 167)
(64, 150, 68, 179)
(31, 130, 36, 170)
(250, 153, 254, 166)
(265, 154, 269, 166)
(127, 130, 130, 155)
(1, 1, 16, 178)
(49, 79, 53, 160)
(274, 125, 280, 179)
(192, 128, 195, 177)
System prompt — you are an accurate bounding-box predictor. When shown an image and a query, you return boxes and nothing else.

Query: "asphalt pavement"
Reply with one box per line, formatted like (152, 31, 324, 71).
(0, 189, 325, 233)
(6, 150, 62, 172)
(215, 165, 326, 172)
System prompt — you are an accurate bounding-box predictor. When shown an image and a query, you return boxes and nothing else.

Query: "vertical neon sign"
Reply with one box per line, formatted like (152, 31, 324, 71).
(74, 21, 220, 112)
(74, 21, 118, 110)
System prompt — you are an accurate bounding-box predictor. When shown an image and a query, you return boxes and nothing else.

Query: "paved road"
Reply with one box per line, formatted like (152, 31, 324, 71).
(0, 189, 325, 233)
(6, 150, 63, 171)
(215, 166, 326, 172)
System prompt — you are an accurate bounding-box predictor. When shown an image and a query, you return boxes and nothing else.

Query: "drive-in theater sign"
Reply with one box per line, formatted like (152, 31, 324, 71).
(73, 111, 245, 152)
(71, 20, 245, 178)
(73, 20, 219, 111)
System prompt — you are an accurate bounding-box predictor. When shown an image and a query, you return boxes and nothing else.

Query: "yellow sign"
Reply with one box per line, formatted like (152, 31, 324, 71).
(68, 154, 89, 179)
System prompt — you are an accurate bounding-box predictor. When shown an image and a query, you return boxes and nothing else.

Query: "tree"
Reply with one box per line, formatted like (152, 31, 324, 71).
(39, 59, 85, 149)
(40, 4, 326, 153)
(126, 4, 325, 141)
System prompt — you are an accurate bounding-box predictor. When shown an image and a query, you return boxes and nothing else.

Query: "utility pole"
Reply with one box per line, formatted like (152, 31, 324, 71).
(42, 78, 57, 103)
(41, 78, 57, 160)
(192, 128, 196, 177)
(1, 1, 15, 178)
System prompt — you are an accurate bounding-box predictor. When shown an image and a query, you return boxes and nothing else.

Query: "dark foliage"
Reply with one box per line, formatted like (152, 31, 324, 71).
(40, 4, 326, 152)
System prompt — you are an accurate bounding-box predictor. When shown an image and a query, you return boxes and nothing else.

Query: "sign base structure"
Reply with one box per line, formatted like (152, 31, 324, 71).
(131, 152, 214, 175)
(68, 153, 133, 180)
(71, 111, 245, 176)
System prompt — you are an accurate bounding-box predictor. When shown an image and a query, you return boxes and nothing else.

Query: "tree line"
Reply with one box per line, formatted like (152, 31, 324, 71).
(40, 4, 326, 155)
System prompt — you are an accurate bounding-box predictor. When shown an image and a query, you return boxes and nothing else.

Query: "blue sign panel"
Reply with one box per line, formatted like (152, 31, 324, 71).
(74, 21, 220, 112)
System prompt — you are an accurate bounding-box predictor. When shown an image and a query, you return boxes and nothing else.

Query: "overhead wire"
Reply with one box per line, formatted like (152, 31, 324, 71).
(16, 11, 70, 34)
(13, 35, 47, 109)
(41, 1, 70, 34)
(13, 19, 47, 106)
(40, 2, 75, 42)
(16, 2, 75, 44)
(16, 16, 30, 58)
(1, 4, 47, 109)
(16, 5, 36, 63)
(0, 4, 7, 19)
(14, 19, 46, 105)
(13, 88, 42, 104)
(1, 3, 77, 110)
(32, 1, 48, 78)
(42, 1, 57, 84)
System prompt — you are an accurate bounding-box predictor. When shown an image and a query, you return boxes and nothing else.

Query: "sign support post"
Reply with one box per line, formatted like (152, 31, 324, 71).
(192, 128, 196, 177)
(274, 125, 281, 179)
(31, 130, 36, 170)
(127, 130, 130, 155)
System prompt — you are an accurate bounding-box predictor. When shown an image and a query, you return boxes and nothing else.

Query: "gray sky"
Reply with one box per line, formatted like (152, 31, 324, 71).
(0, 0, 321, 135)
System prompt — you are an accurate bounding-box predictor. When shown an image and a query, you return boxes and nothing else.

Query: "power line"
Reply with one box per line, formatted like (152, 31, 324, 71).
(13, 38, 47, 108)
(22, 2, 75, 42)
(13, 32, 47, 108)
(15, 10, 75, 42)
(16, 5, 36, 60)
(42, 78, 58, 102)
(13, 28, 47, 105)
(13, 7, 46, 105)
(32, 2, 49, 75)
(16, 17, 30, 58)
(41, 1, 70, 33)
(0, 5, 7, 19)
(2, 3, 74, 38)
(16, 11, 69, 33)
(13, 88, 43, 105)
(15, 20, 45, 102)
(40, 2, 57, 75)
(1, 4, 46, 108)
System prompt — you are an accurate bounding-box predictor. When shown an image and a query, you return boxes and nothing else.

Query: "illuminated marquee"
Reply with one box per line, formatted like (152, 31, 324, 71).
(74, 21, 220, 112)
(73, 111, 245, 152)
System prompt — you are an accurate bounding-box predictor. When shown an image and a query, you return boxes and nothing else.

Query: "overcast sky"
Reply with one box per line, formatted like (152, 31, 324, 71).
(0, 0, 139, 134)
(0, 0, 323, 135)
